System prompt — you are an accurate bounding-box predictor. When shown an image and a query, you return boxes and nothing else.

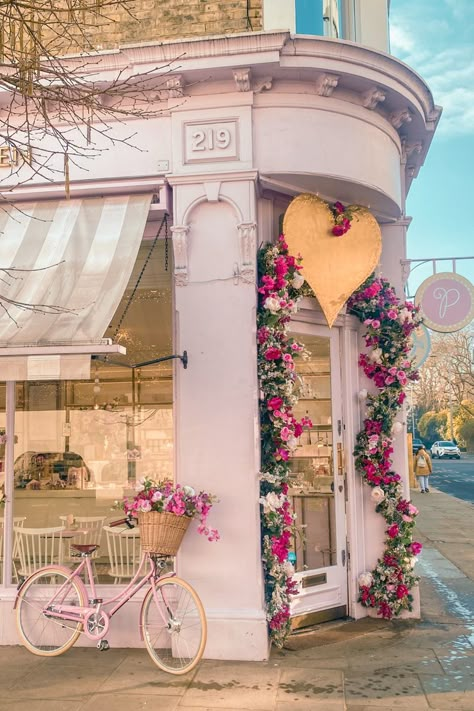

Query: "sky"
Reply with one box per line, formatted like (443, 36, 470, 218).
(389, 0, 474, 297)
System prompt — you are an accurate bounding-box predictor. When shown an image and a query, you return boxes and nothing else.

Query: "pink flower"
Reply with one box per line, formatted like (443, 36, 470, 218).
(267, 397, 283, 411)
(396, 584, 409, 599)
(409, 541, 422, 555)
(265, 347, 281, 361)
(334, 201, 345, 214)
(387, 309, 398, 320)
(387, 523, 399, 538)
(332, 224, 345, 236)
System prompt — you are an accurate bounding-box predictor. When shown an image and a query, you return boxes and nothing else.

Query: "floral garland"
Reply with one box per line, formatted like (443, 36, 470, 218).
(257, 236, 311, 647)
(257, 232, 424, 641)
(347, 274, 424, 618)
(330, 201, 360, 236)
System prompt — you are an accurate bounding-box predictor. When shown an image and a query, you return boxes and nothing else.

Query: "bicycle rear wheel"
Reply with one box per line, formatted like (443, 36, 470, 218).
(141, 577, 207, 674)
(16, 567, 86, 656)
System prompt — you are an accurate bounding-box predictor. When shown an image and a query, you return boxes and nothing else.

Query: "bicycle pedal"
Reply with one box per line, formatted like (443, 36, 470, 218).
(97, 639, 110, 651)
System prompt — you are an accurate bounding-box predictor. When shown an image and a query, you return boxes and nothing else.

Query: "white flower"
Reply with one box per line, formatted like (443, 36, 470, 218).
(371, 486, 385, 504)
(358, 572, 373, 588)
(369, 348, 383, 363)
(264, 296, 281, 313)
(182, 485, 195, 497)
(291, 273, 305, 289)
(392, 421, 403, 435)
(358, 389, 368, 400)
(398, 307, 413, 324)
(282, 561, 295, 576)
(259, 492, 284, 513)
(287, 435, 299, 451)
(135, 477, 146, 492)
(409, 557, 418, 568)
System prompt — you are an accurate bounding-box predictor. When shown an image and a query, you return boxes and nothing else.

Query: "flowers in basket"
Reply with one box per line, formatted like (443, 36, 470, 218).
(123, 477, 220, 542)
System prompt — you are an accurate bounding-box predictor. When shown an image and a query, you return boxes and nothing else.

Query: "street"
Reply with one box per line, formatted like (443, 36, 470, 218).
(428, 453, 474, 504)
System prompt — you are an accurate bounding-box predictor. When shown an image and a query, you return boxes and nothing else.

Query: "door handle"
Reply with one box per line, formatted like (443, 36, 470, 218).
(337, 443, 344, 476)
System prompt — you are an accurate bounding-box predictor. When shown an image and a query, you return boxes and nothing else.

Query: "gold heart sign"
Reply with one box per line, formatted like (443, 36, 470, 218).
(283, 194, 382, 327)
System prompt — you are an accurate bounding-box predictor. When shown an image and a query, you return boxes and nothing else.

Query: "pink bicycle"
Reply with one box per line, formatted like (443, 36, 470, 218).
(14, 516, 207, 674)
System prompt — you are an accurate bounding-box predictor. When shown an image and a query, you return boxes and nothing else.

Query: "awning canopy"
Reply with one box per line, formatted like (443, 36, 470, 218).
(0, 194, 152, 380)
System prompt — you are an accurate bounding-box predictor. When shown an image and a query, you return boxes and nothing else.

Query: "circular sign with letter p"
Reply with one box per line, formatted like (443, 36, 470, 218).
(415, 272, 474, 332)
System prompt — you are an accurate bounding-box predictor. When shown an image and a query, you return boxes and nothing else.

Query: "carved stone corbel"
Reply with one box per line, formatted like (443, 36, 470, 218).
(171, 225, 190, 286)
(254, 76, 273, 94)
(233, 68, 252, 92)
(401, 139, 423, 166)
(315, 73, 339, 97)
(237, 222, 257, 281)
(362, 86, 386, 110)
(390, 108, 412, 129)
(166, 74, 185, 98)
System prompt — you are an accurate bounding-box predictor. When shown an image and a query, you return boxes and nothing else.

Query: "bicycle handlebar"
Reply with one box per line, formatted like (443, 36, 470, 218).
(109, 515, 135, 529)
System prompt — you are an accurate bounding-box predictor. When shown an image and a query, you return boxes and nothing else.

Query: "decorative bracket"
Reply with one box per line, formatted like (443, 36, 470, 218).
(237, 222, 257, 281)
(166, 74, 185, 98)
(390, 108, 413, 129)
(232, 68, 252, 92)
(315, 73, 339, 97)
(171, 224, 190, 286)
(362, 86, 386, 110)
(254, 76, 273, 94)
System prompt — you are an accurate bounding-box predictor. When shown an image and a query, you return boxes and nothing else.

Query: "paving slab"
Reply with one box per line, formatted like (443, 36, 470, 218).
(179, 661, 280, 710)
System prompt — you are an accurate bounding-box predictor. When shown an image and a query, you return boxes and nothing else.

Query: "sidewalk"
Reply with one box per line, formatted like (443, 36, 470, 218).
(0, 488, 472, 711)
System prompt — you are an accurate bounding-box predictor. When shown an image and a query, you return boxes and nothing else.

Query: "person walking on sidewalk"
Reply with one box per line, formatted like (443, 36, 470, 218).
(414, 445, 432, 493)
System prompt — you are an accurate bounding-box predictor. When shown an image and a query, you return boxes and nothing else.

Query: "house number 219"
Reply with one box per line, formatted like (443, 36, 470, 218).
(191, 127, 232, 151)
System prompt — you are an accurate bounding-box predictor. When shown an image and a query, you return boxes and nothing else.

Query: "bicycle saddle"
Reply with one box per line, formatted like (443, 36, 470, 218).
(71, 544, 99, 554)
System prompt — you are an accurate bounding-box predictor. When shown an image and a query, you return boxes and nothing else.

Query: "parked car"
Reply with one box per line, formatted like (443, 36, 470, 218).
(412, 438, 425, 454)
(430, 441, 461, 459)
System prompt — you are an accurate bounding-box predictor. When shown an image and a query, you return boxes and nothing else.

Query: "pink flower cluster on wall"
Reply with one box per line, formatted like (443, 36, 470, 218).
(257, 236, 311, 647)
(347, 275, 423, 619)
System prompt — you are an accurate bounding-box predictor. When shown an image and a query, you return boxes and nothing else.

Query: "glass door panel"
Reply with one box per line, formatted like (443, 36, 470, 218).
(288, 326, 347, 626)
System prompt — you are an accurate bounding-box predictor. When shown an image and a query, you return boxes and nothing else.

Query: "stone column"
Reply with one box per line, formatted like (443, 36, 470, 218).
(170, 174, 269, 660)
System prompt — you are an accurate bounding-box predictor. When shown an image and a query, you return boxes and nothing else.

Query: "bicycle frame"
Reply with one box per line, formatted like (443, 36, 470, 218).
(15, 552, 176, 641)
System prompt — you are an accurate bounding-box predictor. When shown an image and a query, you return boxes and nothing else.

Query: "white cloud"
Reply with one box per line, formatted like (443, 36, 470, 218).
(390, 1, 474, 137)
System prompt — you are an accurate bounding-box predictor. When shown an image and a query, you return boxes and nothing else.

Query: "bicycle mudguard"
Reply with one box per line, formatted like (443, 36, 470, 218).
(13, 565, 88, 609)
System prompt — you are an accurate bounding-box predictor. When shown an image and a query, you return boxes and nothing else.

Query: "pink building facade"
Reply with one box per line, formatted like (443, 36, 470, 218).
(0, 26, 439, 660)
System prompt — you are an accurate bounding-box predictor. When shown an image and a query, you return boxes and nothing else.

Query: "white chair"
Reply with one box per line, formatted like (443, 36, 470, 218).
(103, 525, 141, 584)
(0, 517, 26, 582)
(58, 515, 106, 560)
(14, 526, 64, 578)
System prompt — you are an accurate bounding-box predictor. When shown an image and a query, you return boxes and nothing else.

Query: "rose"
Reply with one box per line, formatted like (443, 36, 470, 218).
(409, 541, 422, 555)
(332, 224, 345, 237)
(358, 572, 373, 588)
(291, 273, 305, 289)
(371, 486, 385, 504)
(263, 296, 281, 313)
(387, 524, 399, 538)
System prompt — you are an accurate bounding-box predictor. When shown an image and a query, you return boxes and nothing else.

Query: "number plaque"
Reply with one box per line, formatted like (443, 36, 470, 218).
(184, 120, 238, 164)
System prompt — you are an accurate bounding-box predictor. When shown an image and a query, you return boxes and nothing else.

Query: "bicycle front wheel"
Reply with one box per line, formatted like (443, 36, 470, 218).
(141, 577, 207, 674)
(16, 567, 86, 656)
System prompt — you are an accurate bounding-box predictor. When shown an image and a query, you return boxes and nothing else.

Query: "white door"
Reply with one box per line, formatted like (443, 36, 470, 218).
(288, 323, 348, 627)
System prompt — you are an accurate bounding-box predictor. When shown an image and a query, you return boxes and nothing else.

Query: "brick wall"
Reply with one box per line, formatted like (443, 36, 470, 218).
(91, 0, 263, 49)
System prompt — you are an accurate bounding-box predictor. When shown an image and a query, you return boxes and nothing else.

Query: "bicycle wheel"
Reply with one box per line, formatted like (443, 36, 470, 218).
(141, 577, 207, 674)
(16, 567, 86, 656)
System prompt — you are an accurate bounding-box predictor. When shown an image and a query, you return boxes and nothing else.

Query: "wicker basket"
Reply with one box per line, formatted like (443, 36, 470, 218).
(137, 511, 191, 555)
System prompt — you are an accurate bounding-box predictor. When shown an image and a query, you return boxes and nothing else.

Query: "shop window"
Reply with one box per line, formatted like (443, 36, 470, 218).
(1, 239, 173, 585)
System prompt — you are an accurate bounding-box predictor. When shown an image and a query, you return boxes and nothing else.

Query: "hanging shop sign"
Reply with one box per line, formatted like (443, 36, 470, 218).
(409, 324, 431, 368)
(283, 194, 381, 327)
(415, 272, 474, 332)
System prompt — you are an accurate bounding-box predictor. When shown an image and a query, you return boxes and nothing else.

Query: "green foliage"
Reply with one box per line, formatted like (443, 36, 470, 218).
(458, 414, 474, 451)
(417, 410, 447, 445)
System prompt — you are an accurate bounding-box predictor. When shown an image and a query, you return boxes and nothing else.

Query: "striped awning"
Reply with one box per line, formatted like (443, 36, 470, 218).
(0, 195, 152, 379)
